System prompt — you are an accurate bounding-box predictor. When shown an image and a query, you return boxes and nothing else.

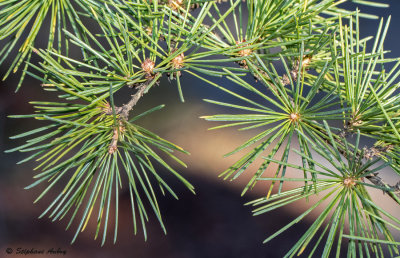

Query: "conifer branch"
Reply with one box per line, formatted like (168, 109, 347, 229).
(104, 77, 158, 121)
(2, 0, 400, 254)
(366, 173, 400, 200)
(322, 130, 400, 204)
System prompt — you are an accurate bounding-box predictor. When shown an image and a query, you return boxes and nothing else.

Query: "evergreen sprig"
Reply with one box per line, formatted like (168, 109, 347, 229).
(2, 0, 400, 255)
(0, 0, 111, 89)
(250, 125, 400, 257)
(6, 82, 194, 244)
(201, 48, 346, 197)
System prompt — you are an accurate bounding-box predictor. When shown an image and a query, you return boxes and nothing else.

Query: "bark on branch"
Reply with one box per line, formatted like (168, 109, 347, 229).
(321, 131, 400, 204)
(105, 77, 157, 120)
(105, 76, 159, 154)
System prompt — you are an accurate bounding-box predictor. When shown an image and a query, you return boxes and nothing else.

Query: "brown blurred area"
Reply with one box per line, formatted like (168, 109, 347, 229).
(1, 2, 400, 257)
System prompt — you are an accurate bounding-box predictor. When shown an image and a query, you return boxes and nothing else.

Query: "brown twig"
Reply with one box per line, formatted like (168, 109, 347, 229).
(104, 75, 159, 154)
(108, 122, 125, 154)
(119, 83, 149, 120)
(275, 55, 400, 202)
(319, 130, 400, 204)
(365, 173, 400, 200)
(105, 79, 156, 120)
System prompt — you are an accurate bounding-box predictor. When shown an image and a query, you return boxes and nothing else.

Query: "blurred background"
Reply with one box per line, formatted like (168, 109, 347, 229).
(1, 1, 400, 257)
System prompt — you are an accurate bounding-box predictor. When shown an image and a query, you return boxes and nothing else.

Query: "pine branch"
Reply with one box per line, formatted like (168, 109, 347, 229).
(319, 129, 400, 204)
(366, 173, 400, 200)
(105, 77, 158, 121)
(3, 0, 400, 253)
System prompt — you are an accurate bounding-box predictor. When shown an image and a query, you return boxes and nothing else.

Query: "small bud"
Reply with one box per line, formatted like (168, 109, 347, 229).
(145, 27, 152, 36)
(170, 52, 185, 77)
(108, 144, 117, 154)
(348, 112, 363, 128)
(237, 40, 252, 57)
(141, 58, 155, 75)
(281, 74, 290, 85)
(168, 0, 183, 9)
(236, 40, 252, 69)
(171, 52, 185, 69)
(102, 102, 112, 115)
(289, 113, 300, 123)
(343, 177, 356, 188)
(302, 57, 312, 68)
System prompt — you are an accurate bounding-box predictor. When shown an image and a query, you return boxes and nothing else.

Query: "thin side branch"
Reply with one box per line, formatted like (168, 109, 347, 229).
(105, 76, 159, 153)
(321, 131, 400, 204)
(105, 78, 157, 120)
(366, 173, 400, 201)
(119, 83, 148, 120)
